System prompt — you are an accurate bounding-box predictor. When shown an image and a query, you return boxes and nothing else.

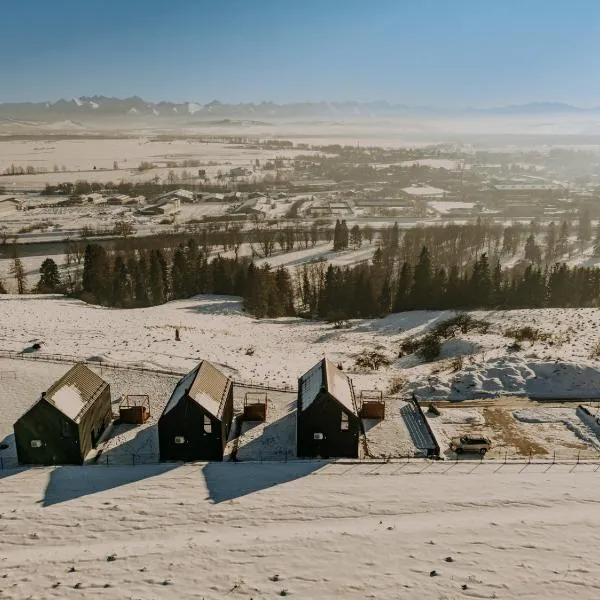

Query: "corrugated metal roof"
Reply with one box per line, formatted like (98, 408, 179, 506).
(162, 361, 230, 420)
(45, 363, 107, 422)
(298, 358, 358, 416)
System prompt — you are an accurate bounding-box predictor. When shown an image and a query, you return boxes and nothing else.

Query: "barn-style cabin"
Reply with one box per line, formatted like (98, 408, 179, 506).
(158, 361, 233, 461)
(14, 363, 112, 465)
(297, 358, 361, 458)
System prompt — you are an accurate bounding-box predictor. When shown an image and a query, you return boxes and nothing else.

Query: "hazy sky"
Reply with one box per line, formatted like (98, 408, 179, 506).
(2, 0, 600, 107)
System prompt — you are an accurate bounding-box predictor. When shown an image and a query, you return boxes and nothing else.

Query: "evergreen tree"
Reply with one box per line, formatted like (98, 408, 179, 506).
(36, 258, 62, 293)
(444, 265, 462, 308)
(594, 224, 600, 257)
(556, 221, 569, 257)
(171, 246, 188, 299)
(333, 220, 342, 250)
(10, 255, 27, 295)
(378, 275, 392, 315)
(350, 225, 362, 249)
(524, 234, 542, 265)
(149, 250, 166, 304)
(0, 279, 6, 294)
(545, 222, 557, 265)
(392, 262, 412, 312)
(133, 252, 150, 306)
(410, 246, 432, 309)
(470, 253, 491, 307)
(578, 209, 592, 242)
(111, 254, 131, 306)
(275, 266, 295, 316)
(491, 259, 504, 306)
(82, 243, 110, 301)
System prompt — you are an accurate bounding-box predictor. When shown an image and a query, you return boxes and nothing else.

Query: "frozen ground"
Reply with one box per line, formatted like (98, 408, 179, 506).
(2, 462, 600, 599)
(426, 402, 600, 460)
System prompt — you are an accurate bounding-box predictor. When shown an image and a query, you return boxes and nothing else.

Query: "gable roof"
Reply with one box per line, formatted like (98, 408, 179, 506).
(298, 358, 358, 416)
(44, 363, 108, 422)
(162, 360, 231, 420)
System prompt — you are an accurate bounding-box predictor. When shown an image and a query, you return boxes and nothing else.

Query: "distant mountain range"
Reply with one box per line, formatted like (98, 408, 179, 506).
(0, 96, 597, 122)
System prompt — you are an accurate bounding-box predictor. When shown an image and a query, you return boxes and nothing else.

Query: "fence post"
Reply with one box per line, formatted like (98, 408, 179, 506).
(577, 451, 580, 465)
(504, 449, 508, 464)
(132, 453, 136, 466)
(528, 450, 532, 464)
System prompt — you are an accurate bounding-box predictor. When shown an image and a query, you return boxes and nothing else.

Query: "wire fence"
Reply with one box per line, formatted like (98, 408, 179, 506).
(0, 348, 298, 393)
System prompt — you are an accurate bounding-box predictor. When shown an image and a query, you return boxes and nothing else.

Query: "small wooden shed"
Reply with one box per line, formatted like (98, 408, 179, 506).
(297, 358, 360, 458)
(359, 390, 386, 419)
(13, 363, 111, 465)
(158, 361, 233, 462)
(243, 392, 267, 422)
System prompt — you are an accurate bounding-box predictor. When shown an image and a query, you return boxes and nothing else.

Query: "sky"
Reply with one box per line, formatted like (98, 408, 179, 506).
(1, 0, 600, 107)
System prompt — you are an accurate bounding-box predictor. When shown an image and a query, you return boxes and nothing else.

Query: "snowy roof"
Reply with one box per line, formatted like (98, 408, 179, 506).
(162, 361, 231, 420)
(298, 358, 358, 416)
(44, 363, 107, 422)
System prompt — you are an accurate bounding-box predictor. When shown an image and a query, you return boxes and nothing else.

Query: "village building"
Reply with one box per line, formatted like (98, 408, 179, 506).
(297, 358, 361, 458)
(158, 361, 234, 461)
(13, 363, 112, 465)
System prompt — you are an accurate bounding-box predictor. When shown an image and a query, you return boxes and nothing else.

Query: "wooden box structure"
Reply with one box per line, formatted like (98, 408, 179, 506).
(243, 392, 267, 422)
(359, 390, 386, 419)
(119, 395, 150, 424)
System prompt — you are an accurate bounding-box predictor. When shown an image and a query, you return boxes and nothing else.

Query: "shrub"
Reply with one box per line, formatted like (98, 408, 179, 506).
(417, 333, 442, 362)
(504, 325, 550, 342)
(387, 376, 406, 395)
(450, 355, 464, 372)
(355, 350, 391, 371)
(590, 342, 600, 359)
(399, 336, 420, 356)
(433, 313, 490, 338)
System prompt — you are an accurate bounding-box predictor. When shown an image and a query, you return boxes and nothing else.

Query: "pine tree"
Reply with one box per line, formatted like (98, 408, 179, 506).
(0, 278, 7, 293)
(275, 266, 295, 316)
(410, 246, 432, 309)
(393, 262, 412, 312)
(333, 220, 342, 250)
(171, 246, 188, 299)
(36, 258, 62, 293)
(378, 275, 392, 315)
(82, 243, 110, 302)
(10, 255, 27, 295)
(556, 221, 569, 257)
(111, 255, 131, 306)
(491, 259, 503, 306)
(524, 234, 542, 265)
(545, 222, 557, 265)
(149, 250, 166, 305)
(594, 224, 600, 257)
(350, 225, 362, 249)
(444, 265, 462, 308)
(578, 209, 592, 243)
(470, 253, 491, 307)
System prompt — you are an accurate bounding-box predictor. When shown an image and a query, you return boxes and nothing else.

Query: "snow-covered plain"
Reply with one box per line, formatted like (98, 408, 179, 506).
(2, 462, 600, 599)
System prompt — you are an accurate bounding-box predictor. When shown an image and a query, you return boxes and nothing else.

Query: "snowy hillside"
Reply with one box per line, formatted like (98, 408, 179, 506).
(2, 462, 600, 599)
(2, 295, 600, 401)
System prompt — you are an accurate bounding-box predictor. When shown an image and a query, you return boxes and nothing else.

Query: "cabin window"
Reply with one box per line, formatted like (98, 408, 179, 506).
(313, 433, 324, 440)
(174, 436, 185, 444)
(204, 415, 212, 434)
(30, 439, 42, 448)
(341, 412, 349, 431)
(61, 421, 70, 437)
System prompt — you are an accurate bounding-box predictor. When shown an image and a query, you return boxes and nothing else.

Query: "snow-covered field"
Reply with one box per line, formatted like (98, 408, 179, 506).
(3, 295, 600, 402)
(2, 462, 600, 599)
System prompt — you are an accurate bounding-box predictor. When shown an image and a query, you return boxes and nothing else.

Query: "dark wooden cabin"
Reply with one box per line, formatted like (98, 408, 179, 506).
(158, 361, 233, 462)
(14, 363, 112, 465)
(297, 358, 360, 458)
